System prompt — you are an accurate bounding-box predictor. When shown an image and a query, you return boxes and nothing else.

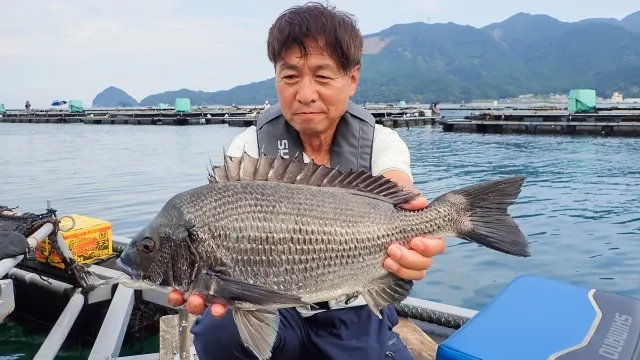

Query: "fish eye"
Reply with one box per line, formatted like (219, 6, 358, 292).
(138, 237, 155, 254)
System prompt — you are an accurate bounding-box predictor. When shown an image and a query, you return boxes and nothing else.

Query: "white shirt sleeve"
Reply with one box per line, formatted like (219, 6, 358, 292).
(370, 125, 413, 180)
(226, 126, 259, 157)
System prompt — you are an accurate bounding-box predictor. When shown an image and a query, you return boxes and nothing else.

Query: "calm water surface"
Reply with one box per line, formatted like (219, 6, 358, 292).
(1, 122, 639, 358)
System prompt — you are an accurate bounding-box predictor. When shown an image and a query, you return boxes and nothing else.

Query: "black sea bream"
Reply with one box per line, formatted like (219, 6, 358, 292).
(117, 151, 531, 360)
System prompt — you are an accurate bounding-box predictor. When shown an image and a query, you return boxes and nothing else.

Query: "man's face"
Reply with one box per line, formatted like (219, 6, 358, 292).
(275, 39, 360, 136)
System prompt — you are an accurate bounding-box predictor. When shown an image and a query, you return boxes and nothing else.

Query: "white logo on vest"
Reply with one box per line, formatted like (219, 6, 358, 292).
(277, 140, 289, 158)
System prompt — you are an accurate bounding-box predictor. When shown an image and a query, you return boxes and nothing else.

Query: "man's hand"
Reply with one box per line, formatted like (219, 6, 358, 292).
(167, 290, 229, 317)
(381, 170, 447, 281)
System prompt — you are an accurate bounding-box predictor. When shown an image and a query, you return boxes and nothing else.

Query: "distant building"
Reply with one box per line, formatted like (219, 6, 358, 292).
(611, 92, 624, 103)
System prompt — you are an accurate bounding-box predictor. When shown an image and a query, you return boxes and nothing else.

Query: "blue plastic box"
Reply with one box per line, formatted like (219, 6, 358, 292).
(437, 275, 640, 360)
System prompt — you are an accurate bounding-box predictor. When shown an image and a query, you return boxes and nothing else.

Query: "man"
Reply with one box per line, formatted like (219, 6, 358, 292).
(168, 2, 446, 359)
(429, 101, 440, 117)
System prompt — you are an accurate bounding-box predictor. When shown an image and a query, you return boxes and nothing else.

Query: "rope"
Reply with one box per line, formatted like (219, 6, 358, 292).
(0, 205, 58, 237)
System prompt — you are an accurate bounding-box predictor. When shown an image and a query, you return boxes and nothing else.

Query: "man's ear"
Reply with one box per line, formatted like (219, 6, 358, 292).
(348, 65, 361, 96)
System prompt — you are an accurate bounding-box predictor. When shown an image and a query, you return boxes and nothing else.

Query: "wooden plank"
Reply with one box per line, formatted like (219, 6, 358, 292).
(394, 317, 438, 360)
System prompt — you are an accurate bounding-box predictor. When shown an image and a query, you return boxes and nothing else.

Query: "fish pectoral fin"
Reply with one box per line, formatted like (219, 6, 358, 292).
(360, 275, 414, 319)
(233, 309, 280, 360)
(210, 272, 312, 307)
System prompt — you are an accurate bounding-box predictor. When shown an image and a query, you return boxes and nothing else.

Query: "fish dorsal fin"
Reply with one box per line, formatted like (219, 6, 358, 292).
(207, 151, 420, 205)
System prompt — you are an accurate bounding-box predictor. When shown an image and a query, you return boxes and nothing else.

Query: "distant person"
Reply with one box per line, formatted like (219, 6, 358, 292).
(263, 100, 271, 110)
(429, 101, 440, 117)
(25, 100, 31, 115)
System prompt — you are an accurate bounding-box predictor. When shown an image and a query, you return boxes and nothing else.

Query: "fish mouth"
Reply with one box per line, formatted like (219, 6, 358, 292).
(115, 258, 156, 290)
(115, 257, 166, 290)
(116, 257, 138, 280)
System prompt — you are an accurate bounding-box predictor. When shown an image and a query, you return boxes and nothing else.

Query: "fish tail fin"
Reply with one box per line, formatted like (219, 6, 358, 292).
(431, 176, 531, 257)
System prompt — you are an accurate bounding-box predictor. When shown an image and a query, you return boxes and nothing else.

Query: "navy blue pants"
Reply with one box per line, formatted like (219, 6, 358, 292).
(191, 305, 413, 360)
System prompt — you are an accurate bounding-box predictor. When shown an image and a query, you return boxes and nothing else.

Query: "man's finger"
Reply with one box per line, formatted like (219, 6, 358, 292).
(386, 244, 433, 272)
(167, 289, 186, 307)
(398, 195, 428, 211)
(384, 257, 427, 281)
(210, 303, 228, 317)
(411, 237, 446, 257)
(185, 295, 206, 315)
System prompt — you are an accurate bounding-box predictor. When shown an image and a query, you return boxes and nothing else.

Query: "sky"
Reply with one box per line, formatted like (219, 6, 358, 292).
(1, 0, 638, 109)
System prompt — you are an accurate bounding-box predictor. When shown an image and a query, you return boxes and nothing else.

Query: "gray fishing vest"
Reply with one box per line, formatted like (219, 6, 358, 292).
(256, 101, 375, 172)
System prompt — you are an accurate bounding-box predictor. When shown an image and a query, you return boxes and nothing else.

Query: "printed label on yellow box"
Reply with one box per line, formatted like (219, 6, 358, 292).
(35, 214, 113, 269)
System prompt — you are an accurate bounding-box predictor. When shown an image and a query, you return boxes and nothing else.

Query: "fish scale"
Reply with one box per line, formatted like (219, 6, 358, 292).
(117, 151, 532, 360)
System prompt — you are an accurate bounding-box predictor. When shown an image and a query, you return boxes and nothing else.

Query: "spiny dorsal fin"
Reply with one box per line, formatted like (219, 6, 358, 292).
(207, 151, 420, 205)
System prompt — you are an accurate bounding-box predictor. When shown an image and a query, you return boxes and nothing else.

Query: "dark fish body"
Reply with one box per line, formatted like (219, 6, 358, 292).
(118, 151, 530, 360)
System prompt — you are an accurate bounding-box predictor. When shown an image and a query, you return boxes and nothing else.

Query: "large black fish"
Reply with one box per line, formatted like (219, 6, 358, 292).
(117, 151, 530, 360)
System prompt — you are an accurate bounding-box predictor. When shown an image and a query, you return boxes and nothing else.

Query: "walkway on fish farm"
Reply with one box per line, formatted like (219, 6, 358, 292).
(0, 106, 436, 128)
(439, 110, 640, 137)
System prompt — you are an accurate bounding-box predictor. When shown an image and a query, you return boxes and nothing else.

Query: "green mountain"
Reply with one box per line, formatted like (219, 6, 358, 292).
(482, 14, 640, 98)
(113, 9, 640, 105)
(621, 10, 640, 32)
(92, 86, 139, 107)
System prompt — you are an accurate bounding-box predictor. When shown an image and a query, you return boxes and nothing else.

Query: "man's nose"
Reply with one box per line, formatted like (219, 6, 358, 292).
(295, 76, 319, 104)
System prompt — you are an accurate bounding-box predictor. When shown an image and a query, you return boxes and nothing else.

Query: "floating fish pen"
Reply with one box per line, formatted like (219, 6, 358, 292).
(0, 108, 256, 125)
(0, 107, 435, 128)
(226, 116, 438, 129)
(377, 116, 437, 128)
(438, 110, 640, 137)
(444, 104, 640, 112)
(0, 202, 476, 360)
(446, 104, 567, 111)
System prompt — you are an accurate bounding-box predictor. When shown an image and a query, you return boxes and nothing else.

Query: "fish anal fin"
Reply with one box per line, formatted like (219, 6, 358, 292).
(360, 275, 414, 319)
(233, 309, 280, 360)
(206, 150, 421, 205)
